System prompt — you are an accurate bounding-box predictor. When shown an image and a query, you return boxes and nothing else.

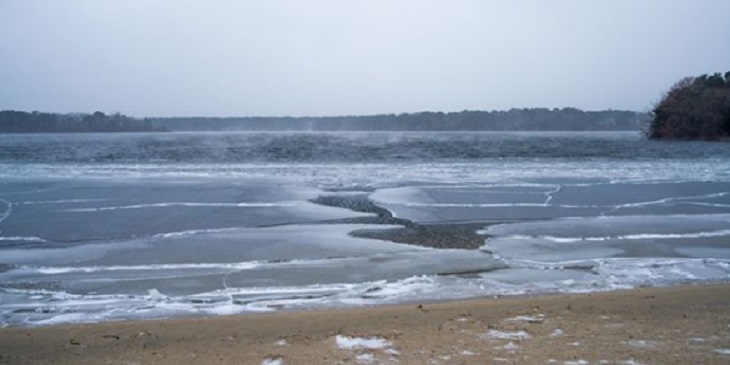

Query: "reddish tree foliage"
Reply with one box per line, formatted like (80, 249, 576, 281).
(649, 72, 730, 140)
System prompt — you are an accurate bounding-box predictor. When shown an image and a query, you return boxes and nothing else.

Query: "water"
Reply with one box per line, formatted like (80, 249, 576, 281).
(1, 131, 729, 163)
(0, 131, 729, 327)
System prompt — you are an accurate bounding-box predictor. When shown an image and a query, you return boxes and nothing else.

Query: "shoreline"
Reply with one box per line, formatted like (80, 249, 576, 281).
(2, 283, 729, 364)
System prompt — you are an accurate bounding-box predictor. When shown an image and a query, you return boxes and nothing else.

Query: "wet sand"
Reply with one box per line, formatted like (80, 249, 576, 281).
(1, 284, 729, 365)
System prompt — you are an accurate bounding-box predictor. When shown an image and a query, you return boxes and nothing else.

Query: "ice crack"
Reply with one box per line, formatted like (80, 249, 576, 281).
(543, 185, 562, 206)
(0, 196, 13, 234)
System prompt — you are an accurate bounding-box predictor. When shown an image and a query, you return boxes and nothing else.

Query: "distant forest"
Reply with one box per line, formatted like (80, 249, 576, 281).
(0, 108, 649, 133)
(0, 111, 165, 133)
(149, 108, 648, 132)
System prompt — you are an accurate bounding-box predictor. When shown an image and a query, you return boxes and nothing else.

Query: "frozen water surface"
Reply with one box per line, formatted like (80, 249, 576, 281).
(1, 132, 729, 326)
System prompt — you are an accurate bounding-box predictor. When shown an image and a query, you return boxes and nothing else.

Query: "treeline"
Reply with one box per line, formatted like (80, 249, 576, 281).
(0, 111, 165, 133)
(0, 108, 649, 133)
(149, 108, 648, 132)
(649, 72, 730, 140)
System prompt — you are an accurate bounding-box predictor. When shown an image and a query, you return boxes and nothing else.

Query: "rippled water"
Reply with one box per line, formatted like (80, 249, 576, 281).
(1, 131, 729, 163)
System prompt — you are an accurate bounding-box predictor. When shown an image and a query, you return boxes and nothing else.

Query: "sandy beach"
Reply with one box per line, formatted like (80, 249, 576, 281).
(1, 283, 729, 365)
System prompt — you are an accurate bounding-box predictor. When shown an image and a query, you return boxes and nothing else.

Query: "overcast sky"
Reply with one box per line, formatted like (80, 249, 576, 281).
(1, 0, 729, 117)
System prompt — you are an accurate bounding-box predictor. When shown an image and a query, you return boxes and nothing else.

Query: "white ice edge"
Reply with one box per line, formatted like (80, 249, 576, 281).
(0, 236, 47, 242)
(499, 229, 730, 243)
(479, 213, 730, 239)
(1, 160, 729, 185)
(3, 256, 730, 327)
(24, 261, 264, 274)
(62, 202, 299, 212)
(16, 199, 109, 205)
(16, 251, 431, 274)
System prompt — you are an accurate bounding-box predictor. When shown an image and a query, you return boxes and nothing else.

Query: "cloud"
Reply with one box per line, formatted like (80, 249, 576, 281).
(1, 0, 729, 116)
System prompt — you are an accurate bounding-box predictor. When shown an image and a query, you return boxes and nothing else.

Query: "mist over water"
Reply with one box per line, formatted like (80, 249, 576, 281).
(1, 131, 729, 164)
(1, 131, 729, 327)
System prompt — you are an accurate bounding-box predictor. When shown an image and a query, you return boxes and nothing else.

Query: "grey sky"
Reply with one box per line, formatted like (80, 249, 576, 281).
(1, 0, 729, 117)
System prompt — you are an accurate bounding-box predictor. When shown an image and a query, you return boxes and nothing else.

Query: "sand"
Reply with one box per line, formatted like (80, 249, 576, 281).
(1, 284, 729, 365)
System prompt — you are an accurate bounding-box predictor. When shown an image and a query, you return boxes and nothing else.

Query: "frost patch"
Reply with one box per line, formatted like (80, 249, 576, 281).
(503, 341, 520, 351)
(336, 335, 392, 350)
(715, 348, 730, 355)
(564, 360, 589, 365)
(505, 314, 545, 323)
(622, 359, 646, 365)
(484, 329, 531, 340)
(624, 339, 662, 348)
(550, 329, 564, 337)
(261, 357, 283, 365)
(355, 353, 375, 364)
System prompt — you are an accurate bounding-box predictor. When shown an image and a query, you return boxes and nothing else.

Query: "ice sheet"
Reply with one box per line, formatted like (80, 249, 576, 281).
(0, 179, 372, 242)
(372, 182, 730, 223)
(484, 214, 730, 262)
(2, 132, 730, 327)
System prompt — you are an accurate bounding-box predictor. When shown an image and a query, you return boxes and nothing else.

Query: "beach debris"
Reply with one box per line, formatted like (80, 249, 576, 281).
(102, 334, 120, 340)
(69, 339, 81, 346)
(483, 329, 531, 340)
